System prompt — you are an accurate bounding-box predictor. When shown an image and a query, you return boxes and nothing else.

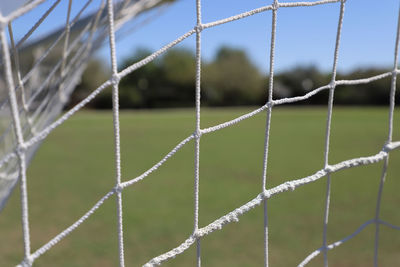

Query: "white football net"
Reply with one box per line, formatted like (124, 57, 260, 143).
(0, 0, 399, 266)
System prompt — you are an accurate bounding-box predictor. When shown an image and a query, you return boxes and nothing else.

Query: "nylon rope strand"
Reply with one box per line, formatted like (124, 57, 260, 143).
(106, 0, 126, 266)
(261, 1, 279, 266)
(373, 5, 400, 267)
(321, 1, 346, 266)
(193, 0, 202, 266)
(0, 19, 32, 266)
(58, 0, 73, 103)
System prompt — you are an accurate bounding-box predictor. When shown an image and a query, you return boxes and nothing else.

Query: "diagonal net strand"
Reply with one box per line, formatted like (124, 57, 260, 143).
(0, 0, 397, 266)
(0, 67, 394, 173)
(17, 139, 400, 266)
(142, 147, 400, 266)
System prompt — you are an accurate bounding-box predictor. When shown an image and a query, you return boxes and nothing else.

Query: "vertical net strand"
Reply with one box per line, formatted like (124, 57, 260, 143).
(0, 26, 32, 265)
(261, 1, 279, 266)
(321, 1, 346, 266)
(194, 0, 202, 266)
(373, 5, 400, 267)
(106, 0, 125, 266)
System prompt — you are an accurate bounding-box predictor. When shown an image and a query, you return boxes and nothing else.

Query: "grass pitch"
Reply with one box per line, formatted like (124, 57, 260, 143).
(0, 107, 399, 266)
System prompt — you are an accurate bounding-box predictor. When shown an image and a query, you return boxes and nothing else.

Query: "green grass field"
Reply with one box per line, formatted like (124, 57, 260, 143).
(0, 107, 399, 267)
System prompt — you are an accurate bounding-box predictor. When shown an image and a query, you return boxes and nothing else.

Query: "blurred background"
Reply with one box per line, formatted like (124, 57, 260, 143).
(70, 0, 400, 109)
(1, 0, 400, 266)
(6, 0, 400, 109)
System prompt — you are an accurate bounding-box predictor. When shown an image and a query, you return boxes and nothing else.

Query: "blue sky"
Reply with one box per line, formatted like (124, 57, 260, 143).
(7, 0, 400, 73)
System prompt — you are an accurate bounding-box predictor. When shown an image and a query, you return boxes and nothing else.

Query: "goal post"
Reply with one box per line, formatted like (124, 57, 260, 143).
(0, 0, 399, 266)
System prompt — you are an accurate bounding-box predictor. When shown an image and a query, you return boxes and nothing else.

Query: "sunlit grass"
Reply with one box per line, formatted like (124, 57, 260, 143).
(0, 107, 399, 266)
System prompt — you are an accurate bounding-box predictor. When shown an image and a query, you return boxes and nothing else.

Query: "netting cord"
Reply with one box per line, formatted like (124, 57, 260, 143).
(9, 0, 339, 155)
(0, 69, 393, 173)
(58, 0, 73, 103)
(142, 147, 400, 266)
(7, 24, 27, 111)
(15, 0, 61, 51)
(20, 0, 93, 89)
(0, 25, 31, 265)
(193, 0, 203, 266)
(373, 5, 400, 267)
(1, 1, 398, 266)
(106, 0, 125, 266)
(261, 1, 278, 266)
(7, 23, 36, 135)
(0, 0, 45, 23)
(321, 1, 346, 266)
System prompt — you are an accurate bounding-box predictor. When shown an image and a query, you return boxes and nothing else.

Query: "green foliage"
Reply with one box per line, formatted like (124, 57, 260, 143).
(72, 46, 398, 108)
(273, 66, 399, 105)
(273, 66, 330, 103)
(203, 47, 265, 106)
(118, 48, 196, 108)
(335, 68, 396, 105)
(67, 59, 110, 109)
(73, 46, 264, 108)
(163, 48, 196, 87)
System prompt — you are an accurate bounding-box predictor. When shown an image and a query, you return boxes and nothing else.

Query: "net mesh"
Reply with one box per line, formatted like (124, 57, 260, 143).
(0, 0, 399, 266)
(0, 0, 166, 210)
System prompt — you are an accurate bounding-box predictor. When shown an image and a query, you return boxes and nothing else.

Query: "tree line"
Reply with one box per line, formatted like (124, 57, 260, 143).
(70, 46, 399, 109)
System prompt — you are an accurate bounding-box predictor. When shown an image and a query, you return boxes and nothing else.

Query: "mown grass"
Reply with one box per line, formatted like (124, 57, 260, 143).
(0, 107, 399, 266)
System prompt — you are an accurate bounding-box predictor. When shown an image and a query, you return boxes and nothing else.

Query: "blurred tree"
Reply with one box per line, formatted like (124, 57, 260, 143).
(203, 47, 265, 106)
(161, 49, 196, 105)
(335, 68, 397, 105)
(274, 66, 330, 105)
(71, 47, 399, 109)
(67, 59, 110, 109)
(119, 48, 160, 108)
(119, 48, 196, 108)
